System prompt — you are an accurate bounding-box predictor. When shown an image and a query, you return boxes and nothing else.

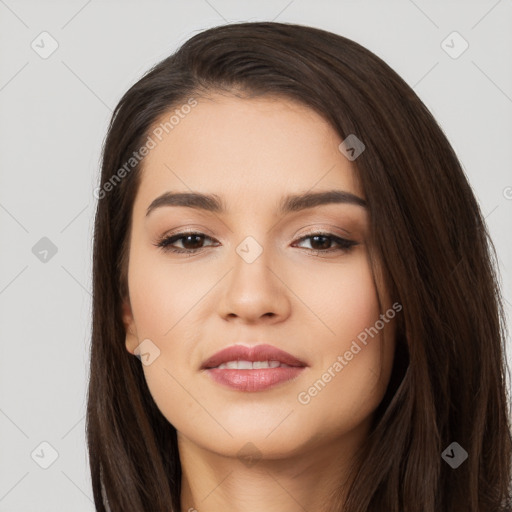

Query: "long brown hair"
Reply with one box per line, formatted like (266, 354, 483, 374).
(87, 21, 512, 511)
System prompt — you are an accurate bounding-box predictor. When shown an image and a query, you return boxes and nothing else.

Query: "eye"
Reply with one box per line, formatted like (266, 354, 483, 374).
(154, 230, 357, 256)
(292, 232, 357, 254)
(154, 231, 219, 255)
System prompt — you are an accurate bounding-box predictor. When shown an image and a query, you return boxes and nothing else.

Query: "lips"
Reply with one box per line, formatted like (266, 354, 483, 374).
(201, 343, 308, 392)
(201, 343, 307, 370)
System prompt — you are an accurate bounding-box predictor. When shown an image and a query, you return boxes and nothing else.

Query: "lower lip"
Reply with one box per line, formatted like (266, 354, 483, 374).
(204, 367, 306, 392)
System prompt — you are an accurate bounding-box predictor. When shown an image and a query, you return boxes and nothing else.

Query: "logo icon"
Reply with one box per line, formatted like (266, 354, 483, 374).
(32, 237, 58, 263)
(237, 442, 262, 468)
(338, 134, 365, 161)
(31, 32, 59, 59)
(441, 441, 468, 469)
(236, 236, 263, 264)
(31, 441, 59, 469)
(134, 339, 161, 366)
(441, 31, 469, 59)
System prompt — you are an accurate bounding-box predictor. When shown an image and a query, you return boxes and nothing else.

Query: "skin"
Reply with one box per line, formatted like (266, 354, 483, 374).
(122, 93, 397, 512)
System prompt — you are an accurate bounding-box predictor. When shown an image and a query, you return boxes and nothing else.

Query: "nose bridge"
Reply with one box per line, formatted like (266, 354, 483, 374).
(225, 204, 277, 267)
(235, 234, 267, 266)
(230, 232, 277, 292)
(218, 231, 290, 321)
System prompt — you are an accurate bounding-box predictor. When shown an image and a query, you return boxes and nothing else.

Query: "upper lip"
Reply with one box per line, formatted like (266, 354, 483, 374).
(201, 344, 308, 369)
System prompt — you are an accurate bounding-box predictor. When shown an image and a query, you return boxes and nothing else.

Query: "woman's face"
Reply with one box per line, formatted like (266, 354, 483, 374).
(123, 93, 397, 461)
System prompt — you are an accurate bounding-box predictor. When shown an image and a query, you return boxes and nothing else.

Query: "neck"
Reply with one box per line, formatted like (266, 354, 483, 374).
(178, 425, 368, 512)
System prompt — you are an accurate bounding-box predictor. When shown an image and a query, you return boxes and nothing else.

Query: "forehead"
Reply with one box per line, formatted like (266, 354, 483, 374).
(133, 94, 363, 216)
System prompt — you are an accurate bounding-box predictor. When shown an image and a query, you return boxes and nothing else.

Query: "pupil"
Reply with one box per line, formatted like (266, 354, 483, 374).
(183, 235, 203, 249)
(311, 235, 330, 250)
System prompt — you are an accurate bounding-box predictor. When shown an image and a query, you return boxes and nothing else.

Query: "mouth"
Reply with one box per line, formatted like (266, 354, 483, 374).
(201, 343, 307, 369)
(201, 343, 308, 392)
(213, 360, 297, 369)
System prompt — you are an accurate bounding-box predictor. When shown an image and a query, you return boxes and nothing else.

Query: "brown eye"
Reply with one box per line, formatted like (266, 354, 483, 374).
(293, 232, 357, 254)
(154, 231, 357, 256)
(155, 232, 218, 254)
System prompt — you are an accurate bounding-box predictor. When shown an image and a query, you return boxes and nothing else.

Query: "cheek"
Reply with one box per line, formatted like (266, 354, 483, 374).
(299, 253, 381, 348)
(127, 247, 219, 426)
(294, 256, 393, 422)
(127, 244, 208, 339)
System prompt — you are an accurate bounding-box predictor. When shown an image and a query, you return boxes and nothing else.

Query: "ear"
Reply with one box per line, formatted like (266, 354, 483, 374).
(122, 298, 139, 355)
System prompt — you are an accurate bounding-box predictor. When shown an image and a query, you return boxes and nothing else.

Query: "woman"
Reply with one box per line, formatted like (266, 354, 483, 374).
(87, 21, 512, 511)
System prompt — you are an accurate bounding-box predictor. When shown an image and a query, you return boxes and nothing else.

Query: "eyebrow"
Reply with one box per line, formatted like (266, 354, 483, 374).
(146, 189, 367, 217)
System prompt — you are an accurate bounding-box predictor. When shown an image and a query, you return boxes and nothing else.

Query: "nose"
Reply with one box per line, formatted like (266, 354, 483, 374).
(217, 239, 292, 324)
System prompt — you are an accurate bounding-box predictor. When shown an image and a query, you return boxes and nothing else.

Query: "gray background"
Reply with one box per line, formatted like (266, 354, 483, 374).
(1, 0, 511, 510)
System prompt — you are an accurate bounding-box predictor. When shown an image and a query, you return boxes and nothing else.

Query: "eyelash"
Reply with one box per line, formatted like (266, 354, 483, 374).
(154, 230, 357, 257)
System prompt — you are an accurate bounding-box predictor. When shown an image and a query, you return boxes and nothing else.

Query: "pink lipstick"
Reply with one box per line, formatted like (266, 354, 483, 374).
(201, 344, 307, 392)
